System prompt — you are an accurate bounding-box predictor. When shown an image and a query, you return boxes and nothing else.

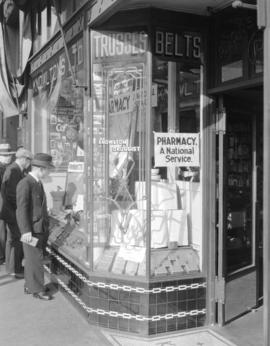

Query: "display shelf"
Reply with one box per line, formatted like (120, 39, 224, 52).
(94, 246, 200, 277)
(49, 213, 88, 267)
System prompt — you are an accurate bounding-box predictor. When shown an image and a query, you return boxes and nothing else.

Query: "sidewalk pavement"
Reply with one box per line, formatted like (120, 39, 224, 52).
(0, 264, 112, 346)
(213, 306, 263, 346)
(0, 263, 261, 346)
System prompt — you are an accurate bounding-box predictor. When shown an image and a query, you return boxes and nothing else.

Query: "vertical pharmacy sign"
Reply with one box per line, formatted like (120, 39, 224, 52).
(154, 132, 200, 167)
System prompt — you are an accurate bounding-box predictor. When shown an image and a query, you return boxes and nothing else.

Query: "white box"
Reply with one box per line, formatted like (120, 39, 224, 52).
(167, 210, 188, 246)
(135, 181, 178, 210)
(151, 210, 169, 248)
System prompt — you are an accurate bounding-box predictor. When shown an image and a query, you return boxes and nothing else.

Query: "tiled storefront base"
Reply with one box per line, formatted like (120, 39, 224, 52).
(48, 248, 207, 335)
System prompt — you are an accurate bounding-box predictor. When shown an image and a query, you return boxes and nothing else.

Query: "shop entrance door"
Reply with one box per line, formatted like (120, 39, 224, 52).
(216, 89, 263, 324)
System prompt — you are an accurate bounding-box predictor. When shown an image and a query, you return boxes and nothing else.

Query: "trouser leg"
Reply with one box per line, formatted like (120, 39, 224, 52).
(23, 243, 44, 293)
(5, 227, 12, 273)
(6, 223, 23, 274)
(0, 220, 6, 263)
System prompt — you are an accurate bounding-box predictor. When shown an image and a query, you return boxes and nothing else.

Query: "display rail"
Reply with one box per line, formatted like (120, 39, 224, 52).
(46, 247, 207, 294)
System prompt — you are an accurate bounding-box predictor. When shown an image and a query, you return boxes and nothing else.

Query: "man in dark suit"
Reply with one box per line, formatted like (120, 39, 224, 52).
(0, 142, 15, 265)
(0, 148, 32, 277)
(16, 153, 54, 300)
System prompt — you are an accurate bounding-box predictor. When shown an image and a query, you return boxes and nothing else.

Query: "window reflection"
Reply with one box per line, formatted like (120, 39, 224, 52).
(150, 58, 202, 277)
(91, 31, 148, 277)
(32, 35, 87, 267)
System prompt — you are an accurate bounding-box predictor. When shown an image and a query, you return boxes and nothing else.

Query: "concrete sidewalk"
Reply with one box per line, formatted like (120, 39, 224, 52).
(0, 263, 262, 346)
(0, 264, 112, 346)
(213, 307, 263, 346)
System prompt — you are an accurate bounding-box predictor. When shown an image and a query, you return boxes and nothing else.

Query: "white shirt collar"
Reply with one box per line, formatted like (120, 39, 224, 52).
(29, 172, 40, 183)
(15, 160, 24, 172)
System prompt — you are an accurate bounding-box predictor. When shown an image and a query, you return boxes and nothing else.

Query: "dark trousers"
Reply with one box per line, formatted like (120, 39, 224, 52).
(0, 220, 7, 263)
(23, 242, 45, 293)
(5, 222, 24, 274)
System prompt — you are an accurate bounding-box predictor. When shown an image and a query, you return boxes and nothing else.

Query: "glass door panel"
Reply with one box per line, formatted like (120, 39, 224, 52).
(225, 112, 254, 273)
(216, 93, 260, 324)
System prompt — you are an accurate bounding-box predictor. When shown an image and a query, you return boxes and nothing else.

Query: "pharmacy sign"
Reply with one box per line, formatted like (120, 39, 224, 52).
(154, 132, 200, 167)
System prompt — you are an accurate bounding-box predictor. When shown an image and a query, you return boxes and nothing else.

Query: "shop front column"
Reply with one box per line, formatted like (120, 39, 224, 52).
(263, 0, 270, 344)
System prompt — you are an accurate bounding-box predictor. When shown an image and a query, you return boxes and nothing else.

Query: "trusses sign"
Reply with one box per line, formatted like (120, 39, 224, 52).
(154, 132, 200, 167)
(92, 31, 147, 62)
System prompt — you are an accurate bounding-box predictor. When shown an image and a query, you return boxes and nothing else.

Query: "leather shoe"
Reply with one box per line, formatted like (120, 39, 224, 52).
(10, 272, 24, 279)
(24, 287, 31, 295)
(25, 286, 50, 295)
(33, 291, 53, 300)
(15, 273, 24, 279)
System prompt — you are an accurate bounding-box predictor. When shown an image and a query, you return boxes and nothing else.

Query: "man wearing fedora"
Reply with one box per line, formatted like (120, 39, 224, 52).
(0, 147, 33, 278)
(0, 142, 15, 265)
(16, 153, 54, 300)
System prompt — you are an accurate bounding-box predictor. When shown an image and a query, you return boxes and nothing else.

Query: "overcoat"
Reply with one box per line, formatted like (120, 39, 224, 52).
(16, 174, 49, 293)
(16, 174, 49, 247)
(0, 162, 24, 222)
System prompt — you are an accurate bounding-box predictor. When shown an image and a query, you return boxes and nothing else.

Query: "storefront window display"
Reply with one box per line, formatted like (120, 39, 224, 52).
(91, 30, 149, 276)
(31, 35, 88, 267)
(150, 57, 202, 277)
(90, 30, 203, 278)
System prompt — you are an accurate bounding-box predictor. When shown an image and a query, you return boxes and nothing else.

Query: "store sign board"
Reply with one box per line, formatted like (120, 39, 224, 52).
(32, 38, 83, 96)
(154, 132, 200, 167)
(30, 15, 84, 74)
(92, 31, 147, 62)
(155, 29, 201, 60)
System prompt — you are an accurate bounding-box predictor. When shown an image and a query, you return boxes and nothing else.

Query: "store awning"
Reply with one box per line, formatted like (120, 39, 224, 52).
(13, 0, 37, 11)
(13, 0, 29, 10)
(0, 0, 33, 118)
(88, 0, 251, 25)
(116, 0, 234, 15)
(0, 23, 18, 118)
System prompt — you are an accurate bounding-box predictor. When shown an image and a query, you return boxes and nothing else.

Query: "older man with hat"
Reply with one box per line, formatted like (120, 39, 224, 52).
(16, 153, 54, 300)
(0, 142, 15, 265)
(0, 147, 32, 277)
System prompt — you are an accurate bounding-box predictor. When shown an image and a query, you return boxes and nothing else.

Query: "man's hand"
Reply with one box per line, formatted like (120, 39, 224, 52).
(21, 232, 32, 243)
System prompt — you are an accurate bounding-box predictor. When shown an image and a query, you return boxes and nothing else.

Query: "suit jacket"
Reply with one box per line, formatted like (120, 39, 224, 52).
(0, 162, 24, 223)
(0, 162, 6, 187)
(16, 175, 49, 243)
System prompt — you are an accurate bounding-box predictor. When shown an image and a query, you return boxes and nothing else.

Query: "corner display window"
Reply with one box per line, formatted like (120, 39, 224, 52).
(150, 58, 202, 277)
(90, 30, 203, 278)
(91, 31, 149, 277)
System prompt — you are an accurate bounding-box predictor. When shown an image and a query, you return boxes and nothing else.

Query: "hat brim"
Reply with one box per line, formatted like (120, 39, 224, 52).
(31, 159, 55, 168)
(0, 151, 15, 155)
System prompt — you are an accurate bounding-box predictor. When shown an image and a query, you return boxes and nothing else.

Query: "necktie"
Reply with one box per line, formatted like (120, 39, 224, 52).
(38, 181, 44, 201)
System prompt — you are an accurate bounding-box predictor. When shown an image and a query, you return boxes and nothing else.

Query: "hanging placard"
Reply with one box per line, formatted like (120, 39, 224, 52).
(154, 132, 200, 167)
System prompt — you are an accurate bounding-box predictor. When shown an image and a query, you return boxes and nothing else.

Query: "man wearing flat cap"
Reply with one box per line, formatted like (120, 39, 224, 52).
(0, 147, 32, 277)
(16, 153, 54, 300)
